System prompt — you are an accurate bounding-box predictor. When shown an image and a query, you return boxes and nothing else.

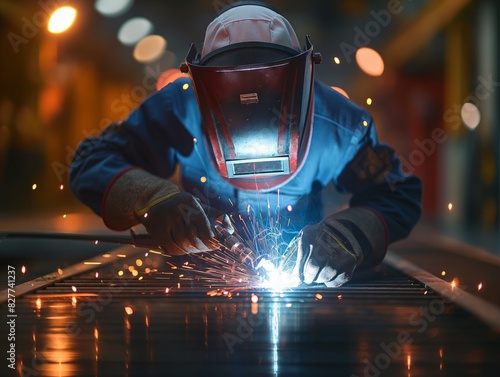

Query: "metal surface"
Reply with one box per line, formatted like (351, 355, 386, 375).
(2, 240, 500, 377)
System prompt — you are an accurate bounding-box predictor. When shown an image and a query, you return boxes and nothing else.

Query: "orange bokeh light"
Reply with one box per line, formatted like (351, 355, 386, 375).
(156, 69, 189, 91)
(331, 86, 350, 99)
(355, 47, 385, 77)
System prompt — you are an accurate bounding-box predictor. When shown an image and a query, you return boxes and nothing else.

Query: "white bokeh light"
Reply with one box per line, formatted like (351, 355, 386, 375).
(118, 18, 153, 46)
(95, 0, 133, 17)
(461, 102, 481, 130)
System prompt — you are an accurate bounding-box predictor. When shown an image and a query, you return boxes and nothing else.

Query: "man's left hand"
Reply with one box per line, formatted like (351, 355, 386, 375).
(288, 207, 388, 288)
(290, 222, 360, 287)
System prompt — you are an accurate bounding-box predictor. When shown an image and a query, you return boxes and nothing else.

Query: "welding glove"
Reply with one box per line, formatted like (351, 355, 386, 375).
(103, 168, 231, 255)
(290, 207, 387, 287)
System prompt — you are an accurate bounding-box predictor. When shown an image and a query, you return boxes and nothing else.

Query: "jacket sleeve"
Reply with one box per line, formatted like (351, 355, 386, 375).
(336, 118, 423, 244)
(69, 82, 195, 216)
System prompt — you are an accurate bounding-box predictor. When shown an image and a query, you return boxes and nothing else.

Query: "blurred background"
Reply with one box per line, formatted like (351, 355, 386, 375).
(0, 0, 498, 252)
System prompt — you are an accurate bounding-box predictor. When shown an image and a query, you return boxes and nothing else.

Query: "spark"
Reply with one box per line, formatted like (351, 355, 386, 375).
(60, 184, 64, 190)
(126, 199, 305, 292)
(285, 303, 292, 308)
(441, 270, 446, 276)
(32, 184, 37, 190)
(251, 293, 258, 303)
(362, 120, 368, 127)
(125, 306, 134, 315)
(136, 259, 143, 267)
(451, 278, 458, 288)
(315, 293, 323, 300)
(478, 282, 482, 291)
(71, 286, 77, 292)
(57, 268, 63, 275)
(333, 56, 341, 64)
(448, 202, 453, 211)
(21, 266, 26, 274)
(366, 98, 373, 105)
(63, 214, 67, 219)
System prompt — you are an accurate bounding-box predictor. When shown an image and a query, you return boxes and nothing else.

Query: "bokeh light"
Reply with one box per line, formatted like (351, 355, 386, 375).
(355, 47, 385, 77)
(95, 0, 134, 17)
(48, 6, 77, 34)
(331, 86, 350, 99)
(156, 68, 189, 91)
(118, 17, 153, 46)
(460, 102, 480, 130)
(133, 35, 167, 63)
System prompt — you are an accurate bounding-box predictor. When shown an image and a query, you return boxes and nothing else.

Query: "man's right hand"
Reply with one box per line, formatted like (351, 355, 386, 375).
(103, 168, 230, 255)
(138, 191, 217, 255)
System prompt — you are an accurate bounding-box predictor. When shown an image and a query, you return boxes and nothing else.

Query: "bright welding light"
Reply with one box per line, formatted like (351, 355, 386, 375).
(258, 260, 295, 290)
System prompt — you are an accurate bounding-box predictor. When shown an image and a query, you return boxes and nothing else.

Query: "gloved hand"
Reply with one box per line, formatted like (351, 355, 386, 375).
(102, 168, 230, 255)
(137, 191, 217, 255)
(289, 207, 387, 287)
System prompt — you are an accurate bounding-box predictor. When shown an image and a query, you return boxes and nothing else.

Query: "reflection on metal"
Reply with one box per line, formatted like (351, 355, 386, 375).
(0, 245, 142, 304)
(385, 250, 500, 331)
(4, 237, 500, 376)
(271, 301, 280, 376)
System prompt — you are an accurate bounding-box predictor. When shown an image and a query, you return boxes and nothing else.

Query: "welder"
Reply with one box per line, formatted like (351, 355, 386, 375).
(69, 1, 422, 287)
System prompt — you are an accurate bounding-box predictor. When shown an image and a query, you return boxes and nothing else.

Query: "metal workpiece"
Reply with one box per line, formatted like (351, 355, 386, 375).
(1, 236, 500, 377)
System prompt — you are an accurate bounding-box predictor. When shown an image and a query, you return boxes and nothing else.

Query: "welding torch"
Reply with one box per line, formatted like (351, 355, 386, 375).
(213, 216, 277, 280)
(213, 214, 256, 264)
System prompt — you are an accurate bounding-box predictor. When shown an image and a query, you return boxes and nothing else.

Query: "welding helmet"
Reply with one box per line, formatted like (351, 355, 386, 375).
(180, 1, 321, 191)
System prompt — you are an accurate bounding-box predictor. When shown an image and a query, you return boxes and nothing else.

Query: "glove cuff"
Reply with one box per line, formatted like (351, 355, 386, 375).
(102, 168, 181, 230)
(324, 207, 388, 269)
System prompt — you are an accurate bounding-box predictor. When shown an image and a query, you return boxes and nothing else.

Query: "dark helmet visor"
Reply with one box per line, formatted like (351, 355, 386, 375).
(182, 36, 319, 191)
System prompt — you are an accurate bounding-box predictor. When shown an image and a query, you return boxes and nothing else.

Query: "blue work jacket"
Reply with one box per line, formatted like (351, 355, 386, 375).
(70, 78, 422, 244)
